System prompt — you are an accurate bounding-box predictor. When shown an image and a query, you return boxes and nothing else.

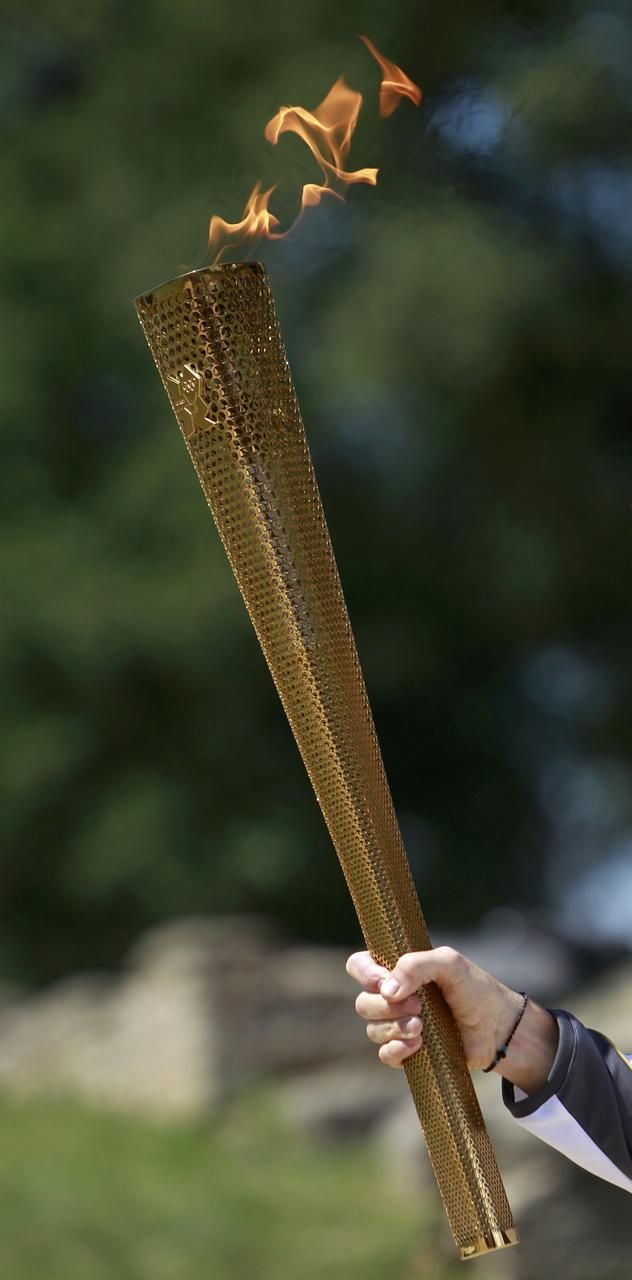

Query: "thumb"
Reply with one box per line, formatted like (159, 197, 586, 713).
(380, 947, 462, 1001)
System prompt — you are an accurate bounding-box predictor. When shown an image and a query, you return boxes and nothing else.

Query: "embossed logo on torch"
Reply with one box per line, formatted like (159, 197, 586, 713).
(167, 365, 214, 440)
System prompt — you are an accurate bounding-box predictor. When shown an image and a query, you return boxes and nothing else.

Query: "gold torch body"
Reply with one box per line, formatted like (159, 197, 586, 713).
(134, 262, 517, 1258)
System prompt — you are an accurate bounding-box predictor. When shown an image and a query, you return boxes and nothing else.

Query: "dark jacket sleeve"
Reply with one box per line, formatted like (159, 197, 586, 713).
(502, 1008, 632, 1191)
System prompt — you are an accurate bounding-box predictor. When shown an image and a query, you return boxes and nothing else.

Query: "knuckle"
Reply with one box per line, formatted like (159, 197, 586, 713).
(368, 1021, 394, 1045)
(436, 945, 463, 971)
(355, 992, 369, 1017)
(450, 950, 467, 977)
(396, 953, 422, 985)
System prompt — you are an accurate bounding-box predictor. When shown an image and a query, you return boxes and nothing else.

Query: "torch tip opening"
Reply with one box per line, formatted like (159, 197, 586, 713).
(133, 260, 266, 308)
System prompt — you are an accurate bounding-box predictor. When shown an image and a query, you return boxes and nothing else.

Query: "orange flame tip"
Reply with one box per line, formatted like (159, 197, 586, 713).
(208, 181, 279, 266)
(359, 34, 422, 117)
(265, 77, 378, 188)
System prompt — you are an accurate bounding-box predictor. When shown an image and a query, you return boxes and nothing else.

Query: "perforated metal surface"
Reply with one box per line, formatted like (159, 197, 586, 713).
(134, 263, 518, 1258)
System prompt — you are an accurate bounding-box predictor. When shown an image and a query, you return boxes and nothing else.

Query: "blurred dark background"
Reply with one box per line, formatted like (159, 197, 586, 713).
(2, 2, 632, 1277)
(3, 0, 631, 986)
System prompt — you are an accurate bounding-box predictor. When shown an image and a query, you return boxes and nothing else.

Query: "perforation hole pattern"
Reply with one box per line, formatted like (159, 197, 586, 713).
(135, 263, 517, 1257)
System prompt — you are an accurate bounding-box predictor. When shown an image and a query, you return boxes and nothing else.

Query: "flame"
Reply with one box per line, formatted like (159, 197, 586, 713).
(209, 181, 280, 266)
(208, 38, 421, 265)
(359, 34, 422, 118)
(264, 76, 378, 190)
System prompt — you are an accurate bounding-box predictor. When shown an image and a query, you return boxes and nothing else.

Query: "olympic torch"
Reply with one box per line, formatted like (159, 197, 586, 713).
(134, 260, 518, 1258)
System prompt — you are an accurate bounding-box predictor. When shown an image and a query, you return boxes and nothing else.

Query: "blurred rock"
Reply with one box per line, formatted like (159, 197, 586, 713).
(276, 1063, 398, 1142)
(567, 959, 632, 1048)
(0, 934, 216, 1115)
(0, 915, 366, 1115)
(434, 911, 576, 1004)
(513, 1162, 632, 1280)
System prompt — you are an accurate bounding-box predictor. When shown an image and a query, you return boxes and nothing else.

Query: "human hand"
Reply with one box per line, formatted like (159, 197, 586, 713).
(346, 947, 557, 1090)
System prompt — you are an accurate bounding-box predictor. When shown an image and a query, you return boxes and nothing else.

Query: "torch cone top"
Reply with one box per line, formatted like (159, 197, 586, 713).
(134, 261, 265, 309)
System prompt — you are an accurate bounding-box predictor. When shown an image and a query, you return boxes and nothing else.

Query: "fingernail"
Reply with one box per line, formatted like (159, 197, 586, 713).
(381, 978, 400, 996)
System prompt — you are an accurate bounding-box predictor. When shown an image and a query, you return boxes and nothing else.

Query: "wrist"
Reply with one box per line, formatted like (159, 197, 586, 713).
(494, 998, 559, 1094)
(482, 989, 528, 1073)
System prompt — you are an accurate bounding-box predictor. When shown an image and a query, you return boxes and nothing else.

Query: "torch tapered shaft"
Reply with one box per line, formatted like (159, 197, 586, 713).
(134, 262, 517, 1258)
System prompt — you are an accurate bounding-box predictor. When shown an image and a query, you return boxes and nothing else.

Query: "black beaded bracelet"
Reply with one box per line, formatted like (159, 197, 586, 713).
(482, 992, 529, 1073)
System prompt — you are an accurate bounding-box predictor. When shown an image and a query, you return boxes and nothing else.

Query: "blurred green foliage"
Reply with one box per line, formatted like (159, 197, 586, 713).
(0, 1089, 448, 1279)
(2, 0, 631, 982)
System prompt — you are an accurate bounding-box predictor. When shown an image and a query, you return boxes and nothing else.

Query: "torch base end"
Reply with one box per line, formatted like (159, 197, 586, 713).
(459, 1227, 519, 1260)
